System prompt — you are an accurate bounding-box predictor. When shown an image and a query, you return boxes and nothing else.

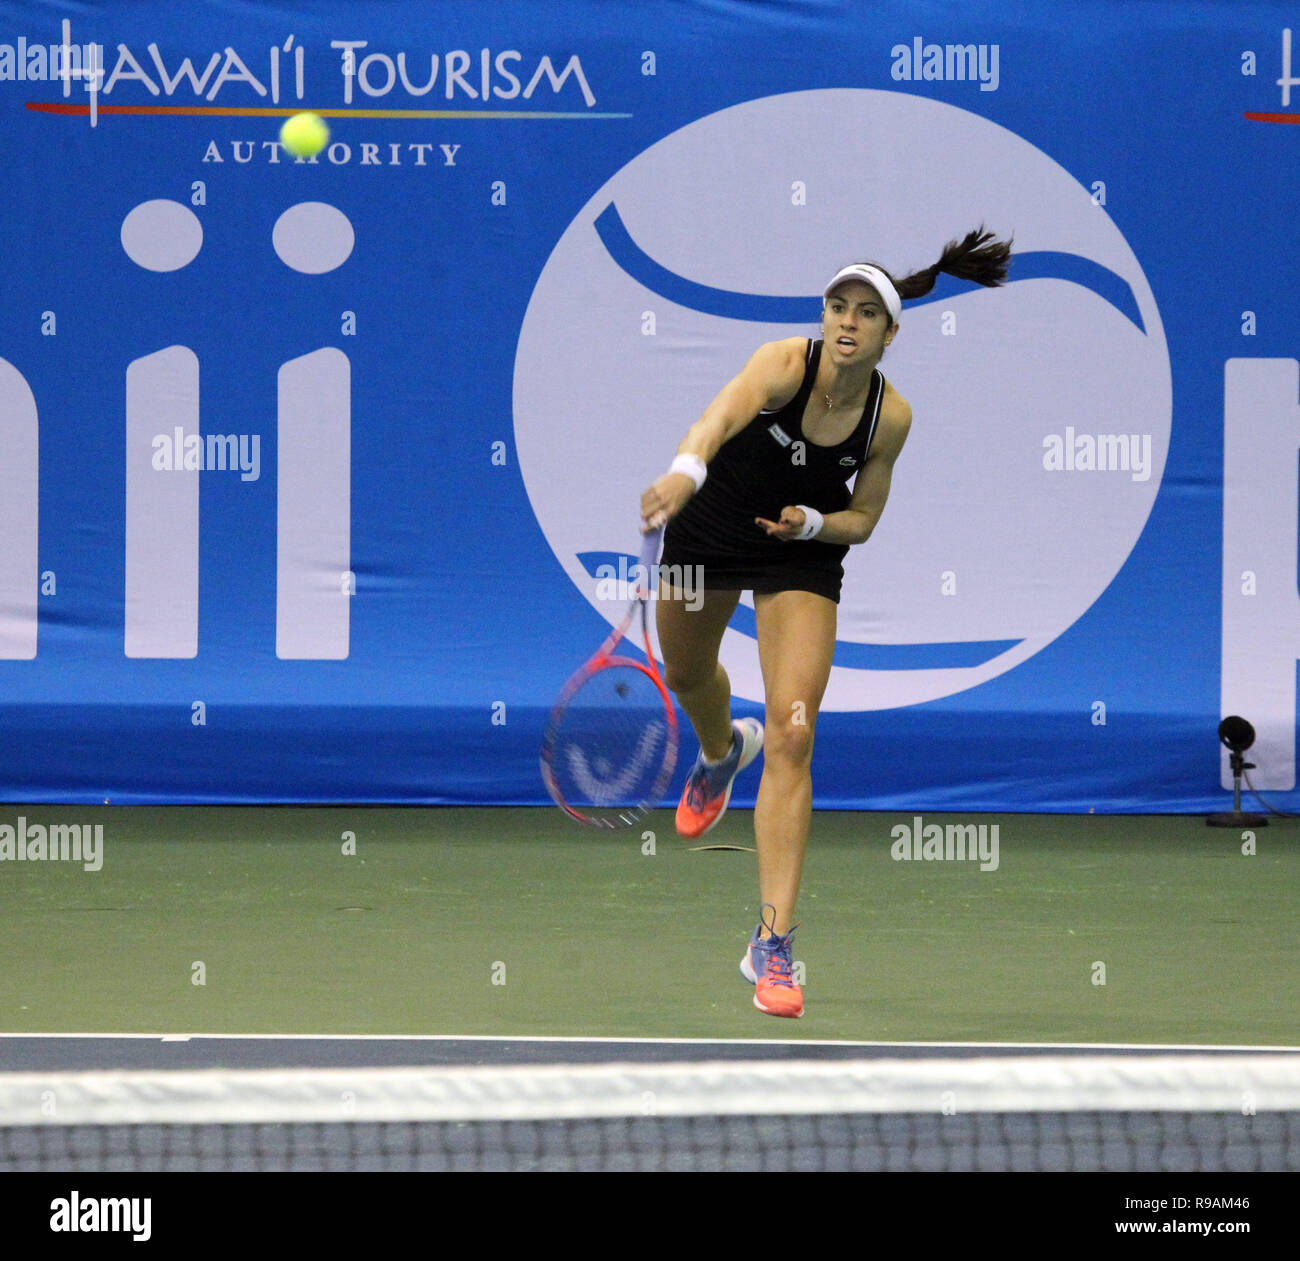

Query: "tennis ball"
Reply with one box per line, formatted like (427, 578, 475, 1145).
(280, 112, 329, 158)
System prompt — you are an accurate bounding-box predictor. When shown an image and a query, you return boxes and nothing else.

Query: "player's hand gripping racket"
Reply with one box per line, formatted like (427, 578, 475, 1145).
(541, 527, 679, 828)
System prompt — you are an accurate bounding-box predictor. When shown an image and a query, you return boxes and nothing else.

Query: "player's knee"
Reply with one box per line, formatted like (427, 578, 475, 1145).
(663, 658, 715, 696)
(764, 711, 815, 766)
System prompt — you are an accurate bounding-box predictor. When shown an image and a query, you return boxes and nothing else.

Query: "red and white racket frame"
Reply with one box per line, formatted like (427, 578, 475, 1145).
(541, 528, 679, 828)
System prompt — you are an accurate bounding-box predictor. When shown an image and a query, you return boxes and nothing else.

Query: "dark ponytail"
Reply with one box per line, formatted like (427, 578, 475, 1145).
(890, 225, 1012, 301)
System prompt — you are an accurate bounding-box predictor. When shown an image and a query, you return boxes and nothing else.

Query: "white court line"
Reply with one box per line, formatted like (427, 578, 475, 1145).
(0, 1032, 1297, 1052)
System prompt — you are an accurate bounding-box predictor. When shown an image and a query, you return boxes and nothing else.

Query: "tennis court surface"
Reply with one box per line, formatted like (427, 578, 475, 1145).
(0, 805, 1296, 1184)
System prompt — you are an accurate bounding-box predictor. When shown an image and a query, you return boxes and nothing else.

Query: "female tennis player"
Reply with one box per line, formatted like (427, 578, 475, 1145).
(640, 228, 1011, 1018)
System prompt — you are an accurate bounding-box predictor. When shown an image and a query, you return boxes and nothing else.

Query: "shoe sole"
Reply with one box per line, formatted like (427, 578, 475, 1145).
(677, 718, 764, 839)
(753, 993, 803, 1018)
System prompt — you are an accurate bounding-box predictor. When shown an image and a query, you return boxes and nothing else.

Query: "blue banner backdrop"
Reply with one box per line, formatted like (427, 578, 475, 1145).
(0, 1, 1295, 811)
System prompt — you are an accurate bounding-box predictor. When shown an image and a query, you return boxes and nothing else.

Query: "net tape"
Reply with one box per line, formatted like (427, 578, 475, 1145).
(3, 1055, 1298, 1128)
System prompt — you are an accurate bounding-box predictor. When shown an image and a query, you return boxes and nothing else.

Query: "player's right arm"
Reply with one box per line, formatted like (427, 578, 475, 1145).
(641, 338, 806, 529)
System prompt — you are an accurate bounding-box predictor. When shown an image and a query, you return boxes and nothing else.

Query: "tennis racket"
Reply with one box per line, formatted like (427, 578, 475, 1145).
(541, 527, 679, 828)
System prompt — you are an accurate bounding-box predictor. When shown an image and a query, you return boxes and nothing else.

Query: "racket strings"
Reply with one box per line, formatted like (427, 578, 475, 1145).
(546, 662, 675, 824)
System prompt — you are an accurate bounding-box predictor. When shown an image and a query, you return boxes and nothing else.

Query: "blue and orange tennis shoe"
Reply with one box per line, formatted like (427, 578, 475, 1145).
(674, 717, 763, 838)
(740, 903, 804, 1018)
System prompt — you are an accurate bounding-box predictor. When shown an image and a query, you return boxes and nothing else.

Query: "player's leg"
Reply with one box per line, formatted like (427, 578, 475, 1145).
(654, 582, 740, 761)
(752, 588, 836, 929)
(740, 588, 836, 1017)
(655, 582, 763, 836)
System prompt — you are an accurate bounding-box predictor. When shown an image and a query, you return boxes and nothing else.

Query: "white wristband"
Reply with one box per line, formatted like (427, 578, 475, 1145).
(669, 453, 707, 492)
(795, 505, 824, 540)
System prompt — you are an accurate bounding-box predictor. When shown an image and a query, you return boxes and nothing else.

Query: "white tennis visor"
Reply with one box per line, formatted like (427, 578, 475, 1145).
(823, 264, 902, 324)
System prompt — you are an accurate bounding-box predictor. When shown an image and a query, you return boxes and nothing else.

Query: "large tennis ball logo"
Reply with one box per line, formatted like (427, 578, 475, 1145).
(514, 90, 1170, 711)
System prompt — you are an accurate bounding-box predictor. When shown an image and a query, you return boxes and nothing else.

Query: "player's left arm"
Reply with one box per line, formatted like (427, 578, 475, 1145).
(834, 393, 912, 543)
(757, 391, 912, 545)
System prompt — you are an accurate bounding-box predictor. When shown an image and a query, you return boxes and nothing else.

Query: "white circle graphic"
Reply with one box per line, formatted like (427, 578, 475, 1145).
(120, 200, 203, 272)
(514, 90, 1171, 711)
(272, 202, 354, 274)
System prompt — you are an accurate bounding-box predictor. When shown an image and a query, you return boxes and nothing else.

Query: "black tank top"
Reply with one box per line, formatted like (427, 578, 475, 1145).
(665, 340, 884, 567)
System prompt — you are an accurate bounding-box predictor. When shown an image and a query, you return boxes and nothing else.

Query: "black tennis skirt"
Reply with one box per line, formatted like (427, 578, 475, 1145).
(660, 516, 849, 604)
